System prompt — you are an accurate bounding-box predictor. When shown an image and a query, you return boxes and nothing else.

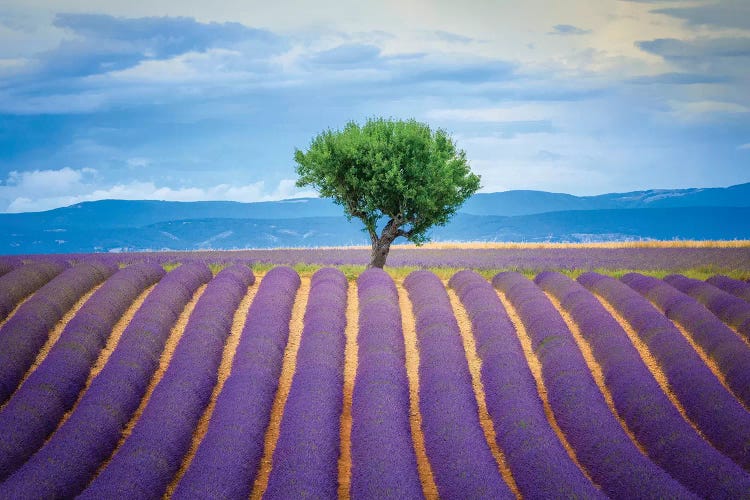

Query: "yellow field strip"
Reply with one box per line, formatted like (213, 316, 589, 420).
(669, 318, 750, 414)
(546, 293, 649, 457)
(0, 283, 105, 413)
(594, 295, 710, 442)
(396, 283, 439, 500)
(337, 282, 358, 499)
(165, 278, 261, 497)
(447, 288, 521, 499)
(496, 290, 596, 486)
(93, 284, 206, 477)
(250, 276, 310, 499)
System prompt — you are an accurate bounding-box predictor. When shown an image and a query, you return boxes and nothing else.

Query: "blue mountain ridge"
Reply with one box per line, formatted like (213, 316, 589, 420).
(1, 182, 748, 254)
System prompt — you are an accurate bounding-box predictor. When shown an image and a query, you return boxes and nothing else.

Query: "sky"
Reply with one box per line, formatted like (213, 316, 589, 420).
(0, 0, 748, 213)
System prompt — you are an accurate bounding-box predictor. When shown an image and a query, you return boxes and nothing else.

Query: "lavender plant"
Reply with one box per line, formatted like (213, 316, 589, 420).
(449, 270, 604, 498)
(537, 271, 750, 497)
(665, 274, 750, 342)
(350, 268, 423, 498)
(0, 262, 165, 480)
(405, 270, 514, 499)
(0, 257, 21, 277)
(264, 268, 348, 498)
(493, 271, 691, 498)
(0, 262, 214, 498)
(77, 265, 253, 499)
(0, 261, 65, 321)
(579, 272, 750, 471)
(623, 273, 750, 408)
(0, 262, 116, 404)
(707, 274, 750, 303)
(171, 266, 300, 499)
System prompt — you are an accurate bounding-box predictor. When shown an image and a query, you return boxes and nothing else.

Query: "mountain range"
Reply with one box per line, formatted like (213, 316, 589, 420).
(2, 182, 749, 254)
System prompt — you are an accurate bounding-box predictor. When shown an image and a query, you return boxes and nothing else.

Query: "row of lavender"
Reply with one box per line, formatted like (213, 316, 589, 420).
(2, 260, 750, 497)
(3, 245, 750, 273)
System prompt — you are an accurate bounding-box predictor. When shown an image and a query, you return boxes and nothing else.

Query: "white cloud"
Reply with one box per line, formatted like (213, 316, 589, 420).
(1, 167, 317, 212)
(126, 157, 152, 168)
(425, 104, 556, 123)
(668, 99, 750, 121)
(6, 167, 97, 194)
(739, 143, 750, 150)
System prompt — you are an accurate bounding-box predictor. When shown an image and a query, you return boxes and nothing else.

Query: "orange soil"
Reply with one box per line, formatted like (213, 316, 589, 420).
(165, 277, 261, 497)
(337, 282, 358, 499)
(250, 276, 310, 499)
(447, 288, 521, 498)
(496, 290, 597, 487)
(396, 283, 439, 500)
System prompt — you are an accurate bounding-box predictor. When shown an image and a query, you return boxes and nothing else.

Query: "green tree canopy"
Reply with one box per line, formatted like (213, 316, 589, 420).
(295, 117, 480, 268)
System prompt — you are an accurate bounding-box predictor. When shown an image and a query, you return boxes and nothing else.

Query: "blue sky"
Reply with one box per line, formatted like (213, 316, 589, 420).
(0, 0, 748, 212)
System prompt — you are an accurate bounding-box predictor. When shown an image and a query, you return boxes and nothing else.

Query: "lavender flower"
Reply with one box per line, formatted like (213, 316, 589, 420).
(350, 268, 423, 499)
(623, 273, 750, 408)
(405, 270, 514, 499)
(450, 270, 604, 498)
(493, 271, 690, 498)
(579, 272, 750, 471)
(172, 266, 300, 499)
(707, 274, 750, 303)
(0, 262, 215, 498)
(537, 271, 750, 497)
(0, 261, 65, 321)
(665, 274, 750, 343)
(0, 262, 164, 480)
(77, 264, 255, 499)
(264, 268, 348, 498)
(0, 262, 116, 404)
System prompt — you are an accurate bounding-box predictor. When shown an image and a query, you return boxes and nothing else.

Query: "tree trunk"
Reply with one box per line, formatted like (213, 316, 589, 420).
(369, 239, 391, 268)
(368, 219, 400, 268)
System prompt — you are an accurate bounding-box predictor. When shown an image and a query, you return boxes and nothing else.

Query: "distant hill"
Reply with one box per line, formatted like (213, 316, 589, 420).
(1, 182, 748, 254)
(460, 182, 750, 216)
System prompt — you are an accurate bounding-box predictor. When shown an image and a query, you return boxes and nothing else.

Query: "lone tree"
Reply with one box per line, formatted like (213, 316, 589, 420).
(294, 117, 481, 268)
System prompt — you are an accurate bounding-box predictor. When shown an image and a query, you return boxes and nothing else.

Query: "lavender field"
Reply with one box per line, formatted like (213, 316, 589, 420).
(0, 250, 749, 498)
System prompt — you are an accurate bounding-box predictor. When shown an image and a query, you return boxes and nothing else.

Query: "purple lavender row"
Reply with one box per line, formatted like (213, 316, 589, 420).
(172, 266, 300, 499)
(0, 262, 214, 498)
(0, 261, 65, 321)
(623, 273, 750, 409)
(665, 274, 750, 343)
(264, 268, 348, 499)
(350, 268, 423, 498)
(493, 271, 691, 498)
(405, 270, 514, 499)
(707, 274, 750, 303)
(0, 262, 116, 404)
(449, 270, 604, 499)
(79, 265, 252, 499)
(0, 257, 21, 277)
(537, 271, 750, 498)
(579, 272, 750, 471)
(0, 262, 164, 481)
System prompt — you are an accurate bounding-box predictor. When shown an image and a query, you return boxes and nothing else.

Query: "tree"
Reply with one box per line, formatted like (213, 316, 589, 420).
(294, 117, 481, 268)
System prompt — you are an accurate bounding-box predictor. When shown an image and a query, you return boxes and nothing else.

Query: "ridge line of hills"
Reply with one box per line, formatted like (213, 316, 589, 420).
(2, 182, 749, 253)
